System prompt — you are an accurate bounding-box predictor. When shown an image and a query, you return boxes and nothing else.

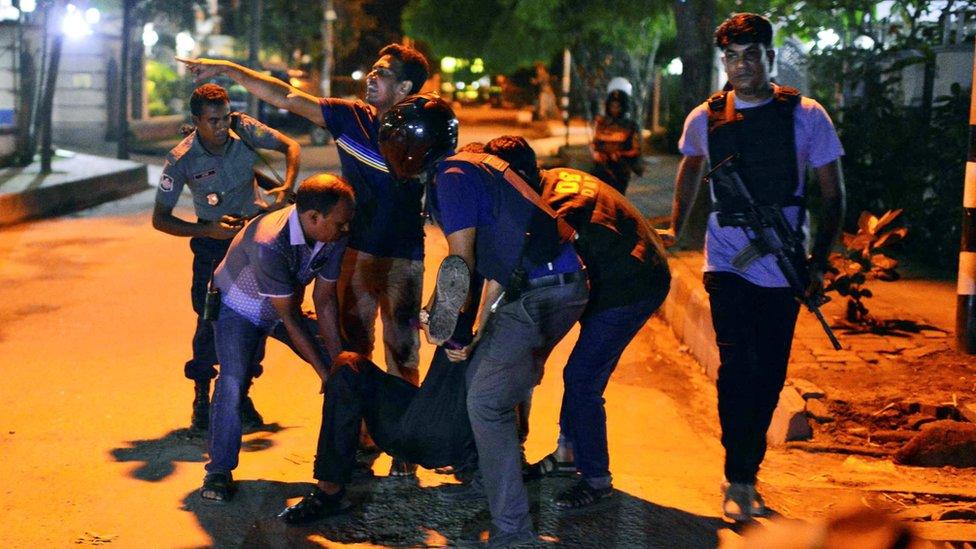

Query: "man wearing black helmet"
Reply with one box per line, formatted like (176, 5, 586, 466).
(591, 88, 642, 194)
(378, 94, 589, 547)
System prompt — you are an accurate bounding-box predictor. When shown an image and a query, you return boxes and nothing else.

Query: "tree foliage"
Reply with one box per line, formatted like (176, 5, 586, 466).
(404, 0, 671, 126)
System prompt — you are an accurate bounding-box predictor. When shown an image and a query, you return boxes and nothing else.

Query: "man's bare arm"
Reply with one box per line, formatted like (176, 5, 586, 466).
(808, 159, 846, 285)
(177, 57, 325, 127)
(269, 294, 330, 384)
(262, 127, 301, 208)
(661, 154, 706, 246)
(152, 202, 240, 239)
(312, 277, 342, 360)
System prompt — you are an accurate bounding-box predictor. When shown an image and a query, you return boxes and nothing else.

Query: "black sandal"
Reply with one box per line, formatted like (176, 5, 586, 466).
(523, 452, 576, 480)
(200, 472, 234, 503)
(554, 480, 613, 509)
(278, 487, 350, 525)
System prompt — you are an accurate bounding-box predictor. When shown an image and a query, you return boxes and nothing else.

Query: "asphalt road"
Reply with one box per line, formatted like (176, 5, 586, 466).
(0, 121, 738, 547)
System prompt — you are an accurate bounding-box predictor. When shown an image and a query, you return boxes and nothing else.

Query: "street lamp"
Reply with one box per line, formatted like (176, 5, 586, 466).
(61, 3, 95, 39)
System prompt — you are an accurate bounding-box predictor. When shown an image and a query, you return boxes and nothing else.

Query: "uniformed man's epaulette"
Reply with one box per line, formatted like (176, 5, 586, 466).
(167, 133, 195, 162)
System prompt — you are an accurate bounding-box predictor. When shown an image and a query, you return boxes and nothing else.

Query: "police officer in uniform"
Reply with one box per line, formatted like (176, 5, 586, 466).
(152, 83, 300, 432)
(591, 83, 642, 195)
(662, 13, 845, 521)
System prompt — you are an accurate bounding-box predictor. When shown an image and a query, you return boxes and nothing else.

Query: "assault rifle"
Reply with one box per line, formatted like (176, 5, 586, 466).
(706, 154, 842, 350)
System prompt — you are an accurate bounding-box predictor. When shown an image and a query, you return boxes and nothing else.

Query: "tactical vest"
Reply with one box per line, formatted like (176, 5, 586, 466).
(438, 153, 570, 283)
(707, 85, 803, 213)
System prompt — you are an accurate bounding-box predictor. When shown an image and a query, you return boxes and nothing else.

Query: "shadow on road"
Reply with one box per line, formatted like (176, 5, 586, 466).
(110, 424, 285, 482)
(179, 476, 737, 548)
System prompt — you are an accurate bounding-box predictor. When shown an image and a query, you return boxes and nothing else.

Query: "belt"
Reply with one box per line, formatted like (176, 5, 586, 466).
(524, 270, 586, 290)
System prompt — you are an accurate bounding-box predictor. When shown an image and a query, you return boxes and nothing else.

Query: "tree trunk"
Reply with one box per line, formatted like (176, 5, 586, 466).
(673, 0, 716, 121)
(247, 0, 262, 116)
(39, 1, 65, 174)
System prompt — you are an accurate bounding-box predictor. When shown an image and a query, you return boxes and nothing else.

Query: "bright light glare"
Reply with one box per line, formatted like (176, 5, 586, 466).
(21, 0, 36, 13)
(351, 70, 364, 80)
(84, 7, 99, 24)
(666, 57, 683, 76)
(456, 81, 465, 90)
(0, 4, 19, 21)
(817, 29, 840, 49)
(853, 35, 875, 49)
(62, 4, 92, 39)
(440, 56, 458, 73)
(175, 31, 195, 55)
(142, 23, 158, 48)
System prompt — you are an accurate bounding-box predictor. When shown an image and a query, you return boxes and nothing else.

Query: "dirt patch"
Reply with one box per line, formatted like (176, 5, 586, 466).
(790, 347, 976, 454)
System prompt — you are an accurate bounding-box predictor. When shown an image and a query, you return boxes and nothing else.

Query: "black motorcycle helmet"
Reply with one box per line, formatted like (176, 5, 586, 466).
(605, 89, 631, 117)
(378, 93, 459, 180)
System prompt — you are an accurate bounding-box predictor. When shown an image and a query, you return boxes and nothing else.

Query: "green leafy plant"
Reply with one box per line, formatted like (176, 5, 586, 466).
(824, 209, 906, 329)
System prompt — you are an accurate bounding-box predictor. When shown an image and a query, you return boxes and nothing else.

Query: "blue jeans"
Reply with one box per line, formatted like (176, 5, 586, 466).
(558, 294, 666, 485)
(206, 304, 327, 474)
(467, 278, 588, 535)
(185, 236, 265, 381)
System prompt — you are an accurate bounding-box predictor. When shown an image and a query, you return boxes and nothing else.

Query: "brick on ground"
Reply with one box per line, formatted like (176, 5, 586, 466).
(805, 398, 834, 423)
(814, 351, 863, 363)
(768, 385, 813, 444)
(790, 378, 826, 400)
(903, 343, 951, 359)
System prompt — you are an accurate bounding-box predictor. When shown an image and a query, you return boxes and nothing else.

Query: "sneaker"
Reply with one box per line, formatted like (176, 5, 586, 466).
(722, 481, 768, 521)
(239, 396, 264, 432)
(389, 458, 418, 478)
(425, 255, 470, 345)
(554, 479, 613, 509)
(278, 487, 351, 525)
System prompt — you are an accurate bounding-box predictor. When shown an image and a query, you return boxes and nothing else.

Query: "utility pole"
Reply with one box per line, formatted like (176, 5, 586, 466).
(246, 0, 261, 116)
(117, 0, 132, 160)
(958, 38, 976, 354)
(320, 0, 335, 98)
(561, 47, 570, 147)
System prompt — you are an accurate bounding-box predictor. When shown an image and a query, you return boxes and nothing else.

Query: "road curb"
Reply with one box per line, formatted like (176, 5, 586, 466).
(660, 251, 720, 379)
(0, 159, 148, 228)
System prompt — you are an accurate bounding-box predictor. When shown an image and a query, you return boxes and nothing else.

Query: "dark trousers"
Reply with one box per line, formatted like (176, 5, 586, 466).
(592, 161, 632, 195)
(185, 236, 264, 381)
(559, 289, 667, 482)
(313, 354, 418, 484)
(704, 271, 799, 484)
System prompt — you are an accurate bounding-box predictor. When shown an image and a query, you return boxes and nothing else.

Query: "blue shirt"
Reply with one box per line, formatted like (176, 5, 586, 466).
(429, 159, 580, 282)
(214, 206, 347, 329)
(319, 98, 425, 260)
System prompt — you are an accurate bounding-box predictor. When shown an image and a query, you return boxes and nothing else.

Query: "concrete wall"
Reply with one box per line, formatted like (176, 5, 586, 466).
(51, 33, 118, 147)
(901, 45, 974, 106)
